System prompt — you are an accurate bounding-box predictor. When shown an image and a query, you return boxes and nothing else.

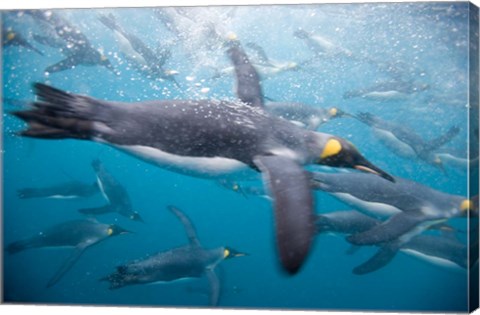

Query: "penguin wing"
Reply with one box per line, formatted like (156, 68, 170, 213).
(46, 242, 92, 287)
(167, 205, 201, 247)
(226, 43, 264, 108)
(352, 241, 402, 275)
(206, 268, 220, 306)
(45, 57, 81, 74)
(423, 126, 460, 152)
(347, 212, 424, 246)
(254, 155, 315, 274)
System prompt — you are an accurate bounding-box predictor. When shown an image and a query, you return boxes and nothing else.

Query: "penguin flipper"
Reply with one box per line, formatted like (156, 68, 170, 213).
(254, 155, 315, 274)
(206, 269, 220, 306)
(47, 243, 90, 287)
(347, 213, 423, 246)
(424, 126, 460, 152)
(45, 57, 80, 74)
(226, 43, 264, 108)
(78, 205, 113, 215)
(167, 205, 201, 247)
(352, 241, 401, 275)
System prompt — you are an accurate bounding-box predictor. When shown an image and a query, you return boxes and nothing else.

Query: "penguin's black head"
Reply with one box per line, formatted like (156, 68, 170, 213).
(129, 212, 144, 223)
(316, 136, 394, 182)
(223, 247, 248, 260)
(107, 224, 132, 236)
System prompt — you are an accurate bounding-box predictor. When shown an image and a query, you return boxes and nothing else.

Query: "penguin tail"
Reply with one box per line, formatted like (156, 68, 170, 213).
(100, 269, 127, 290)
(17, 188, 38, 199)
(6, 239, 32, 254)
(12, 83, 109, 140)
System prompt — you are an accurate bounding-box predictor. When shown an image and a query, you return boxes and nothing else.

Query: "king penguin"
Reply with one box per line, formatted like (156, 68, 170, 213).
(312, 172, 473, 247)
(18, 180, 99, 199)
(24, 10, 116, 74)
(6, 219, 130, 287)
(353, 112, 459, 170)
(12, 40, 393, 274)
(98, 13, 178, 84)
(79, 159, 144, 222)
(101, 205, 247, 306)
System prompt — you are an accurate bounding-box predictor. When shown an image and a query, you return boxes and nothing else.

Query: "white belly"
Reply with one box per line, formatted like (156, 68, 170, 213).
(332, 192, 402, 218)
(47, 195, 80, 199)
(114, 144, 257, 180)
(373, 129, 417, 159)
(363, 90, 406, 101)
(400, 249, 465, 273)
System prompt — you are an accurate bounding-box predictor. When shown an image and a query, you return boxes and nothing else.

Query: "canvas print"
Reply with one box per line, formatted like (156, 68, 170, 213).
(1, 1, 479, 312)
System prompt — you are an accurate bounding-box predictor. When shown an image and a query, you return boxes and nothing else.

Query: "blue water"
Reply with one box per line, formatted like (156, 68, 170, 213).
(1, 2, 474, 312)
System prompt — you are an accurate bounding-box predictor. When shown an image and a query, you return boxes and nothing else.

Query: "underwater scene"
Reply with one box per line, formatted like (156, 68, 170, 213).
(1, 2, 479, 313)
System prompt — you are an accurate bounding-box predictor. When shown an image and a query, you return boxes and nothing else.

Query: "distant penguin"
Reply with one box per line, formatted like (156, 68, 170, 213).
(353, 112, 459, 170)
(25, 10, 116, 74)
(265, 102, 349, 130)
(18, 180, 99, 199)
(343, 79, 430, 101)
(12, 41, 393, 274)
(2, 25, 43, 55)
(98, 13, 178, 84)
(312, 172, 473, 246)
(101, 205, 247, 306)
(293, 29, 353, 58)
(79, 160, 143, 222)
(6, 219, 130, 287)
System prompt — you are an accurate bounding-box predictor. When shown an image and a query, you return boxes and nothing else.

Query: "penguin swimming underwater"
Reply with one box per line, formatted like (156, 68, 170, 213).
(343, 79, 430, 101)
(315, 210, 471, 274)
(101, 205, 247, 306)
(311, 172, 473, 246)
(79, 159, 144, 222)
(2, 25, 44, 55)
(12, 41, 393, 274)
(98, 13, 178, 84)
(6, 219, 130, 287)
(265, 102, 348, 130)
(18, 180, 99, 199)
(24, 10, 116, 74)
(353, 112, 459, 170)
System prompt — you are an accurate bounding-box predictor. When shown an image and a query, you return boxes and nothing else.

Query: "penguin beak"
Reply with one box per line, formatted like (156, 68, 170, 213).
(354, 160, 394, 182)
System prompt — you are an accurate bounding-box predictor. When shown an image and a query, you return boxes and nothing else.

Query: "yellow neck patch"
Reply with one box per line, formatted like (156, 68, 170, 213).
(329, 108, 338, 117)
(7, 32, 15, 41)
(460, 199, 472, 212)
(321, 139, 342, 159)
(107, 228, 114, 236)
(223, 249, 230, 258)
